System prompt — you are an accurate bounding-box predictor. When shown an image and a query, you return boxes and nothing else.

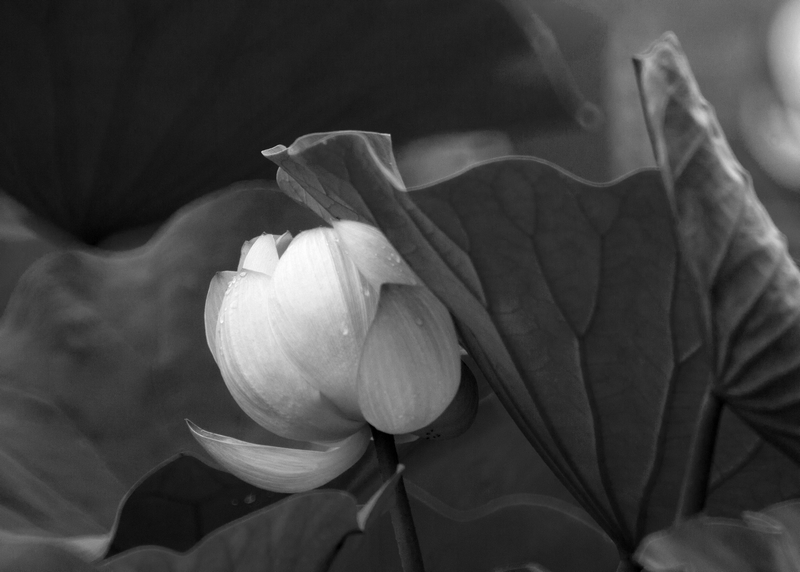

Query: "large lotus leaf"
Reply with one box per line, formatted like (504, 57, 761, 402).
(0, 0, 604, 243)
(635, 500, 800, 572)
(0, 182, 322, 558)
(100, 490, 365, 572)
(329, 485, 618, 572)
(636, 33, 800, 463)
(263, 39, 800, 552)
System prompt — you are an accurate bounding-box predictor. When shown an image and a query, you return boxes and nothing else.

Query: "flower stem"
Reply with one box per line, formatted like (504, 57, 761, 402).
(370, 425, 425, 572)
(675, 389, 723, 521)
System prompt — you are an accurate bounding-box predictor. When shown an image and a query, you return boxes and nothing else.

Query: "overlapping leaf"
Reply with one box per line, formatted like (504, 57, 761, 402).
(264, 36, 800, 552)
(636, 33, 800, 463)
(0, 182, 321, 557)
(635, 500, 800, 572)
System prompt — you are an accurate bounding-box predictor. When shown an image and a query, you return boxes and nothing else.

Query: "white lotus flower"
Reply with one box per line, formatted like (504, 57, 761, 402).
(189, 220, 461, 492)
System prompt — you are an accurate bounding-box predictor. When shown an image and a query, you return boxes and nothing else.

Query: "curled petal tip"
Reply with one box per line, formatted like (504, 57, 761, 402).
(238, 234, 283, 275)
(262, 144, 288, 158)
(187, 421, 370, 493)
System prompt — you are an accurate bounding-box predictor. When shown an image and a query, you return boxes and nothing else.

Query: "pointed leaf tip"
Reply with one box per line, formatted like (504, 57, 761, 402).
(356, 464, 404, 531)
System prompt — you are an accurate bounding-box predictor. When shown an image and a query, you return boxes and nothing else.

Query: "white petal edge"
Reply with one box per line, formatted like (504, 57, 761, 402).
(204, 271, 237, 363)
(188, 421, 370, 493)
(332, 220, 418, 289)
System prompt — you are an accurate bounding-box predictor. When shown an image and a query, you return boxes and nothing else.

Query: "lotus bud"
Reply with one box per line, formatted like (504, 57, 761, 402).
(190, 220, 466, 492)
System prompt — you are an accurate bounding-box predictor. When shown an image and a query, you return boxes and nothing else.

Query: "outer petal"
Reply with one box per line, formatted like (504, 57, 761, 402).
(216, 269, 363, 442)
(271, 227, 376, 418)
(357, 283, 461, 433)
(332, 220, 418, 289)
(204, 270, 238, 364)
(188, 421, 370, 493)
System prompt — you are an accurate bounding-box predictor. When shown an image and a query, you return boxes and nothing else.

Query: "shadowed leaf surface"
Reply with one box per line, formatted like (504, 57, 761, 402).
(101, 490, 363, 572)
(330, 484, 618, 572)
(108, 455, 286, 555)
(264, 34, 800, 552)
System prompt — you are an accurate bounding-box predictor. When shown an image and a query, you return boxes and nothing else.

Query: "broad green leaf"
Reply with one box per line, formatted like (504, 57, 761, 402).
(329, 485, 618, 572)
(0, 0, 595, 242)
(636, 33, 800, 464)
(264, 34, 800, 551)
(0, 182, 321, 558)
(100, 490, 365, 572)
(635, 500, 800, 572)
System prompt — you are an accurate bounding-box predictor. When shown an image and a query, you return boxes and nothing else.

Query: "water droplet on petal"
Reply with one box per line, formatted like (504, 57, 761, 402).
(244, 493, 256, 504)
(219, 315, 224, 324)
(239, 271, 246, 277)
(230, 499, 239, 506)
(363, 290, 371, 297)
(342, 328, 350, 335)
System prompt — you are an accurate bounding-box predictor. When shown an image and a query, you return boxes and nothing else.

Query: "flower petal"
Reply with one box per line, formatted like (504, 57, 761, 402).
(237, 233, 288, 275)
(271, 227, 376, 419)
(332, 220, 418, 289)
(204, 271, 238, 363)
(216, 269, 363, 442)
(357, 283, 461, 434)
(187, 421, 370, 493)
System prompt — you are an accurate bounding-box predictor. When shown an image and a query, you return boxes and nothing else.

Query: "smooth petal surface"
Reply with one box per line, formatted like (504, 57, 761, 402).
(271, 228, 377, 418)
(238, 234, 283, 275)
(204, 271, 237, 364)
(332, 220, 418, 288)
(187, 422, 370, 493)
(358, 284, 460, 434)
(215, 270, 362, 442)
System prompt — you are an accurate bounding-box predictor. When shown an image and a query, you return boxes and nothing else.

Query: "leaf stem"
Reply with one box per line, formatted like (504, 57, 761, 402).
(370, 425, 426, 572)
(675, 389, 723, 521)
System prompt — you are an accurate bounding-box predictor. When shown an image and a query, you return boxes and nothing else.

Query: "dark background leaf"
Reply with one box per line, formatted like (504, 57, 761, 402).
(102, 491, 362, 572)
(0, 0, 605, 243)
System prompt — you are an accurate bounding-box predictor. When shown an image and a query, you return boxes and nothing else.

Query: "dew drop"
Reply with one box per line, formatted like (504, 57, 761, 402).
(342, 328, 350, 336)
(363, 290, 371, 297)
(230, 499, 239, 506)
(243, 493, 256, 504)
(219, 315, 224, 324)
(239, 272, 246, 277)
